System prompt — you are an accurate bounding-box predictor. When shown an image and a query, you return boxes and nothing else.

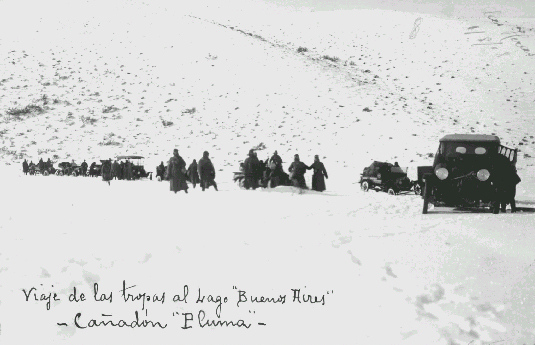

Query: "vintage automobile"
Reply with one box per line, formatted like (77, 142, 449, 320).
(117, 155, 152, 180)
(359, 161, 416, 195)
(55, 162, 80, 176)
(88, 162, 102, 177)
(28, 162, 56, 176)
(41, 165, 56, 176)
(28, 163, 40, 175)
(419, 134, 518, 214)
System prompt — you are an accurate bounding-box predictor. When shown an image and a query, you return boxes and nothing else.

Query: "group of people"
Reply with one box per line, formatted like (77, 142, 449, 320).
(22, 149, 329, 193)
(95, 159, 136, 181)
(154, 149, 218, 193)
(22, 158, 54, 175)
(240, 150, 329, 192)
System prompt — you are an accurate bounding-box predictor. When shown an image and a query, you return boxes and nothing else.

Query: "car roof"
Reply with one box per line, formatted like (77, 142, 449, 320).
(117, 155, 144, 160)
(439, 134, 500, 143)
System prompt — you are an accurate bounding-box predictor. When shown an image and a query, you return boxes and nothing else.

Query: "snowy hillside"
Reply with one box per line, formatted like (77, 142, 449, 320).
(1, 0, 535, 344)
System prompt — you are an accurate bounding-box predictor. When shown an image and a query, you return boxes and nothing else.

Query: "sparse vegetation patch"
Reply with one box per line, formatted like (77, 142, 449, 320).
(6, 104, 45, 120)
(162, 119, 174, 127)
(80, 115, 98, 125)
(322, 55, 339, 63)
(182, 107, 196, 115)
(102, 105, 119, 113)
(99, 132, 121, 146)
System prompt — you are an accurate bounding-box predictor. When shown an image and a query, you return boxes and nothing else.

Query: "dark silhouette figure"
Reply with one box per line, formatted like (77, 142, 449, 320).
(198, 151, 218, 191)
(126, 160, 133, 180)
(112, 160, 119, 180)
(119, 161, 125, 180)
(243, 149, 260, 190)
(101, 159, 112, 185)
(269, 150, 283, 168)
(309, 155, 328, 192)
(288, 154, 310, 189)
(266, 150, 285, 187)
(167, 149, 188, 194)
(156, 161, 165, 181)
(81, 160, 88, 177)
(22, 159, 29, 175)
(187, 159, 200, 188)
(494, 154, 521, 213)
(89, 162, 97, 177)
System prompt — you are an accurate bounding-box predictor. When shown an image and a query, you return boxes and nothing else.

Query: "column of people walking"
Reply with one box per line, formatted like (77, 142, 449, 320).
(237, 149, 328, 192)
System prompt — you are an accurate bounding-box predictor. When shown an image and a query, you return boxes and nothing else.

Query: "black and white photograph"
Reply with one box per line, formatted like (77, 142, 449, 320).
(1, 0, 535, 344)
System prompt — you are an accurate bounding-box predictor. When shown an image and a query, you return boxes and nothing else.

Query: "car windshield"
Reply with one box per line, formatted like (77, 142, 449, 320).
(442, 142, 493, 156)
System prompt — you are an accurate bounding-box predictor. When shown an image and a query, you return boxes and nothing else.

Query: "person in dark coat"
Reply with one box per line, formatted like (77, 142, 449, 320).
(22, 159, 29, 175)
(266, 150, 285, 188)
(80, 160, 88, 177)
(243, 149, 260, 190)
(494, 154, 521, 213)
(167, 149, 188, 194)
(126, 159, 133, 180)
(89, 162, 96, 177)
(288, 154, 310, 189)
(156, 161, 165, 181)
(269, 151, 283, 168)
(101, 159, 112, 185)
(198, 151, 218, 191)
(187, 159, 200, 188)
(38, 158, 44, 173)
(111, 160, 119, 180)
(309, 155, 328, 192)
(119, 161, 125, 180)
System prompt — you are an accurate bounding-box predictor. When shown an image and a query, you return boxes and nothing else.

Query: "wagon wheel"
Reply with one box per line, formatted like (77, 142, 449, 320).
(361, 181, 370, 192)
(414, 183, 422, 196)
(387, 188, 396, 195)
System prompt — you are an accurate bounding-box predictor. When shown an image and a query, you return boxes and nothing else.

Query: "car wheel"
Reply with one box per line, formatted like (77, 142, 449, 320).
(71, 171, 77, 177)
(42, 171, 49, 176)
(361, 181, 369, 192)
(414, 183, 422, 195)
(422, 179, 432, 214)
(387, 188, 396, 195)
(157, 176, 162, 182)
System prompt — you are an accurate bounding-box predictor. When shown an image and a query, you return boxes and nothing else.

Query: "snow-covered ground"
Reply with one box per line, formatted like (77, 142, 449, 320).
(1, 0, 535, 344)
